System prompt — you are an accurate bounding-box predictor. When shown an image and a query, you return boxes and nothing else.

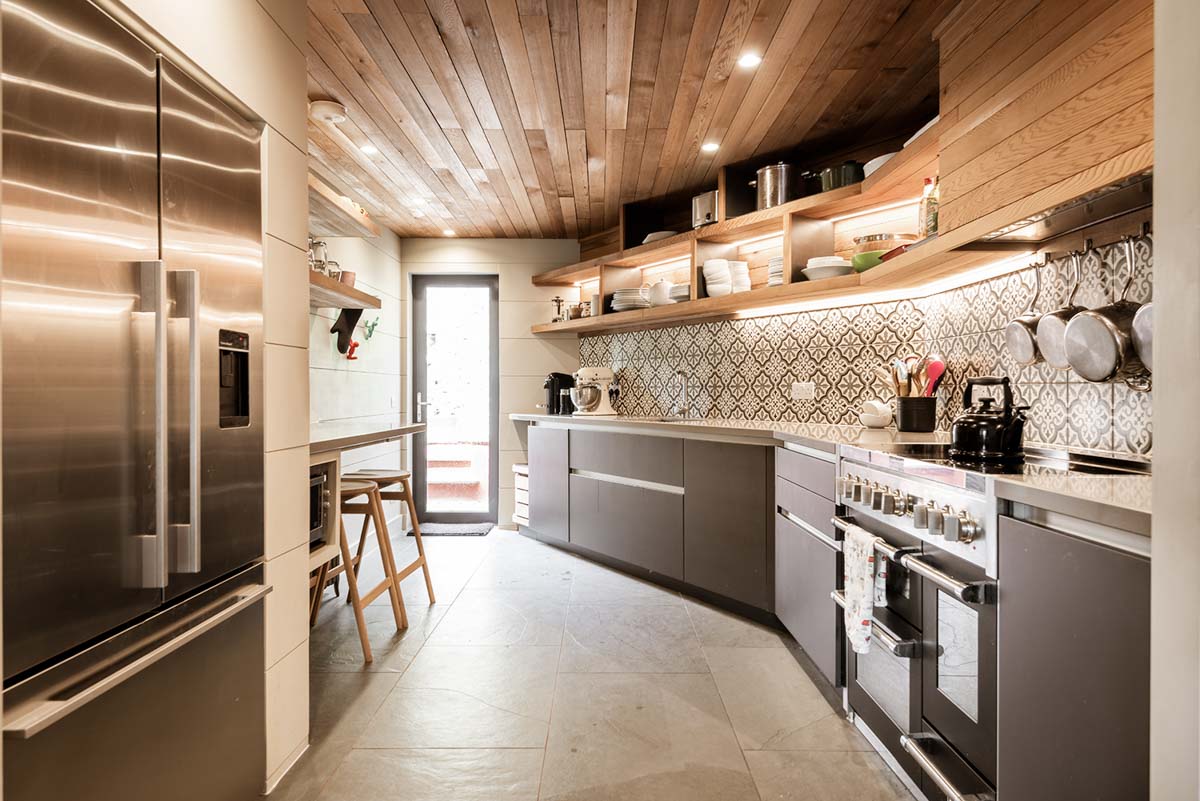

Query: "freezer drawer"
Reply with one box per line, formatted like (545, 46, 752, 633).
(4, 567, 269, 801)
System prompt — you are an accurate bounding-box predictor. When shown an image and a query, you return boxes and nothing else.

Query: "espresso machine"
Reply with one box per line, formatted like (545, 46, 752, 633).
(542, 372, 575, 415)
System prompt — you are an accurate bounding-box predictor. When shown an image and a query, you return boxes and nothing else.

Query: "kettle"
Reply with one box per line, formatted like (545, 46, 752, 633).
(948, 377, 1029, 463)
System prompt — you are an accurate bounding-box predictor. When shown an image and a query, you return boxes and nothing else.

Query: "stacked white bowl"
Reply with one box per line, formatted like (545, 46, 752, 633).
(767, 256, 785, 286)
(729, 260, 751, 293)
(611, 287, 650, 311)
(702, 259, 732, 297)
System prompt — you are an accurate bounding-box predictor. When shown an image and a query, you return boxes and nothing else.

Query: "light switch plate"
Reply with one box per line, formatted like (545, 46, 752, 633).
(791, 381, 816, 401)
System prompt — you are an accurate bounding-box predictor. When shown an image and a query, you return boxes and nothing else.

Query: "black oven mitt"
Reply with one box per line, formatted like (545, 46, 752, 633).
(330, 308, 364, 354)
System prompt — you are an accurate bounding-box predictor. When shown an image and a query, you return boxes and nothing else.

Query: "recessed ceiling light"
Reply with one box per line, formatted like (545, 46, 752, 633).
(442, 229, 456, 237)
(411, 209, 425, 218)
(359, 143, 378, 155)
(737, 52, 762, 68)
(411, 196, 427, 206)
(701, 142, 719, 153)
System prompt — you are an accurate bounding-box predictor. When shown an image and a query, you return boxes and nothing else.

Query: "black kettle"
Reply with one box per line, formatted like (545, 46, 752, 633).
(948, 377, 1029, 463)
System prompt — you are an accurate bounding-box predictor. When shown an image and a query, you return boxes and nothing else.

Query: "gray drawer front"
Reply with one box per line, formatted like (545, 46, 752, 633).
(683, 440, 771, 610)
(568, 474, 683, 579)
(775, 476, 836, 538)
(775, 513, 841, 685)
(528, 427, 569, 542)
(569, 430, 683, 485)
(776, 447, 835, 500)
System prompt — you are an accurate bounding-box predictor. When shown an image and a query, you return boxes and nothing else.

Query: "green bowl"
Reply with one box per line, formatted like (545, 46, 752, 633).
(851, 250, 886, 272)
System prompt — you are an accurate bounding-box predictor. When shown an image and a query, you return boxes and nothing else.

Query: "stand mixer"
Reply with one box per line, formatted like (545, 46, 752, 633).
(570, 366, 618, 416)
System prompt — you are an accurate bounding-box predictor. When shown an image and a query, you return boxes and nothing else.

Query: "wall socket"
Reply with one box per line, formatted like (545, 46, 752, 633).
(791, 381, 816, 401)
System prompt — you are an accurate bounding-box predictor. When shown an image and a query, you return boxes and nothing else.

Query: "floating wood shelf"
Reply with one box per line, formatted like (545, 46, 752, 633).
(309, 270, 382, 310)
(308, 173, 381, 238)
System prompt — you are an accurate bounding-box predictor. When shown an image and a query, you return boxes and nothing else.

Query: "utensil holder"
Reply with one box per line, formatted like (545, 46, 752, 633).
(896, 397, 937, 432)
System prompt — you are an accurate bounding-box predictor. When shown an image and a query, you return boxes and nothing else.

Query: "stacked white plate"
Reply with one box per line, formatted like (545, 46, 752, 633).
(767, 256, 785, 287)
(729, 260, 751, 293)
(611, 287, 650, 312)
(801, 255, 853, 281)
(702, 259, 732, 297)
(670, 283, 690, 302)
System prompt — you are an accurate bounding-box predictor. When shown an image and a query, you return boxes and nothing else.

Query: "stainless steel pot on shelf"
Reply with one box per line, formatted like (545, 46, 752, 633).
(749, 162, 792, 210)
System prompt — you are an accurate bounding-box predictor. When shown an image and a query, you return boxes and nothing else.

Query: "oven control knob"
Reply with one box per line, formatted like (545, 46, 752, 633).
(861, 484, 874, 506)
(928, 508, 946, 535)
(945, 512, 981, 544)
(851, 480, 863, 503)
(881, 492, 895, 515)
(912, 502, 928, 528)
(893, 492, 909, 516)
(871, 486, 884, 511)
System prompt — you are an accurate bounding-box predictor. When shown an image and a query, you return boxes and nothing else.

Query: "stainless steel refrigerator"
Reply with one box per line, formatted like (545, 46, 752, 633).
(1, 2, 269, 798)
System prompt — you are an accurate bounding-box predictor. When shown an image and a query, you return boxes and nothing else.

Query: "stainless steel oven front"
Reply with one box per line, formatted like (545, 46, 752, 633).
(836, 446, 999, 800)
(309, 470, 330, 546)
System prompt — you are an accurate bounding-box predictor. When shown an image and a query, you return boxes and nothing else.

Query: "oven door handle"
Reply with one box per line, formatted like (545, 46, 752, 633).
(830, 591, 919, 659)
(831, 517, 995, 605)
(900, 733, 996, 801)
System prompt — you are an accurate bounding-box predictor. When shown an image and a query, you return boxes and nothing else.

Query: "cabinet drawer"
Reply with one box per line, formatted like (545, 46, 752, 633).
(515, 488, 529, 505)
(775, 447, 836, 500)
(775, 513, 842, 685)
(514, 473, 529, 491)
(529, 427, 569, 542)
(569, 430, 683, 486)
(568, 474, 683, 579)
(776, 476, 836, 538)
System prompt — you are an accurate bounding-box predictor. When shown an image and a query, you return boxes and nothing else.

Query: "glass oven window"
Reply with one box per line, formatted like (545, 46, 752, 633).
(937, 591, 980, 722)
(858, 635, 910, 729)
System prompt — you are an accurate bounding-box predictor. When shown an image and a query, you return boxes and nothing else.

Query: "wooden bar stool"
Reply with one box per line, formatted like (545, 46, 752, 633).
(318, 479, 408, 663)
(342, 468, 436, 604)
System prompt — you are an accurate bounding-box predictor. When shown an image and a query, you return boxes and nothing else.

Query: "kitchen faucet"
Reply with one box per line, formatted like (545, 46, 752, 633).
(672, 369, 691, 418)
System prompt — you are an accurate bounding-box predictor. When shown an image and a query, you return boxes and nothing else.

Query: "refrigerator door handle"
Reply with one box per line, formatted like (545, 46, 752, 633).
(2, 584, 271, 739)
(170, 269, 202, 573)
(125, 260, 169, 589)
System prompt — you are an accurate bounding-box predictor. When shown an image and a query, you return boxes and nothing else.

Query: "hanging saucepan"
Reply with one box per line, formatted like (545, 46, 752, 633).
(1035, 250, 1086, 370)
(1004, 260, 1045, 366)
(1064, 237, 1149, 388)
(1132, 300, 1153, 372)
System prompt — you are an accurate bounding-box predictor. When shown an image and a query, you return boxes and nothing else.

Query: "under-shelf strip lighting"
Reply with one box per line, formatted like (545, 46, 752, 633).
(641, 256, 691, 277)
(735, 233, 785, 255)
(734, 251, 1036, 320)
(827, 197, 922, 224)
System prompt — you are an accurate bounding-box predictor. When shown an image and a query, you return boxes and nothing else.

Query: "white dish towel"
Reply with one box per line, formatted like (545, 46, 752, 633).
(842, 523, 886, 655)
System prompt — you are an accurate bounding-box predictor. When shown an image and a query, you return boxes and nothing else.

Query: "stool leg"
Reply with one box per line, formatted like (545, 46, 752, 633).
(401, 476, 436, 604)
(309, 561, 330, 627)
(369, 488, 408, 630)
(338, 516, 373, 663)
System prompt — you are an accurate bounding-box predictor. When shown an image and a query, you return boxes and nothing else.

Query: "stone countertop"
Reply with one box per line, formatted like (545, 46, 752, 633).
(509, 412, 947, 453)
(510, 413, 1152, 529)
(310, 417, 426, 454)
(993, 471, 1152, 537)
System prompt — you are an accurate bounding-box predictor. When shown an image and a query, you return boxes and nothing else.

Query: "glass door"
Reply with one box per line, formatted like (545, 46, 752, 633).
(411, 275, 499, 524)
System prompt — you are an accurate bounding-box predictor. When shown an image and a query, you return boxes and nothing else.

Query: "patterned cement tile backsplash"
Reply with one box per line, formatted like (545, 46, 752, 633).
(579, 236, 1153, 458)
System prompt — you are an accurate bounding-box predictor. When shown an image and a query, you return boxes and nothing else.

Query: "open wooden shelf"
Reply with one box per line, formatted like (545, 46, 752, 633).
(309, 269, 382, 310)
(530, 232, 1028, 335)
(308, 173, 381, 238)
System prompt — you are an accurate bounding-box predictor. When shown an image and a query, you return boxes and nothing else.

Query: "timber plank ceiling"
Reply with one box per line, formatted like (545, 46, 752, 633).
(306, 0, 950, 239)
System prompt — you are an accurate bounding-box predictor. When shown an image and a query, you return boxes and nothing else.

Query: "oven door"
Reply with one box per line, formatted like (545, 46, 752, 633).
(917, 547, 997, 787)
(832, 513, 925, 781)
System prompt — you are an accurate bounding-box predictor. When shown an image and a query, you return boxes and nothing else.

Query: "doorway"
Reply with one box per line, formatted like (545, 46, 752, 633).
(411, 274, 499, 524)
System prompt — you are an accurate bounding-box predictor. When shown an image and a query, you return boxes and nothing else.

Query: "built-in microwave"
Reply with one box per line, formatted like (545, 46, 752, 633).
(310, 470, 330, 546)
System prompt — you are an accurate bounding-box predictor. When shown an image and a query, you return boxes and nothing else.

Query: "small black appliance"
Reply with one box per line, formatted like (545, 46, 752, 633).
(543, 372, 576, 415)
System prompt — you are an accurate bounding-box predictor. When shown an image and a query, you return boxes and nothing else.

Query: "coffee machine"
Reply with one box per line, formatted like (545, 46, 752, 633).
(542, 372, 575, 415)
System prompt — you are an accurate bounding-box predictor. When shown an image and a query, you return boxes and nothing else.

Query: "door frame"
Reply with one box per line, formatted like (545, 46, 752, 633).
(410, 273, 500, 524)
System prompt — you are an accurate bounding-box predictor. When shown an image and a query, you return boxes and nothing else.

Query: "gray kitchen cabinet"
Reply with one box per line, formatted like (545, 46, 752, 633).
(569, 474, 683, 578)
(998, 516, 1149, 801)
(775, 512, 841, 684)
(528, 426, 569, 542)
(569, 429, 683, 485)
(683, 440, 772, 608)
(776, 446, 836, 500)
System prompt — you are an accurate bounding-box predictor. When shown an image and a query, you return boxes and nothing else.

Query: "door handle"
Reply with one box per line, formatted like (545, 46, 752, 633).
(170, 269, 201, 574)
(415, 391, 432, 423)
(830, 590, 919, 658)
(125, 261, 169, 589)
(900, 733, 995, 801)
